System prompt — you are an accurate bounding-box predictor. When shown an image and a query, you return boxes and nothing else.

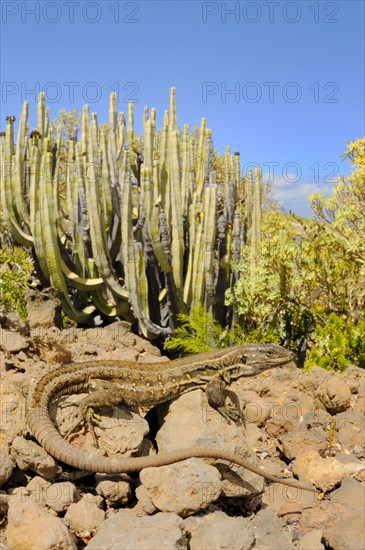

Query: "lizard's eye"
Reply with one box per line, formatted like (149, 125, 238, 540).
(241, 355, 248, 364)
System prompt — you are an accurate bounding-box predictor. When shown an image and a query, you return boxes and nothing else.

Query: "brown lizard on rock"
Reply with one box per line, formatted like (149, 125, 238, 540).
(26, 343, 317, 492)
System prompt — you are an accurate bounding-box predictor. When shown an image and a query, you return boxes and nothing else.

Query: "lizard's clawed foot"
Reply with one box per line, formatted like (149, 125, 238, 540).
(206, 379, 245, 426)
(83, 406, 100, 447)
(63, 383, 125, 448)
(64, 418, 83, 441)
(216, 402, 242, 423)
(64, 405, 100, 448)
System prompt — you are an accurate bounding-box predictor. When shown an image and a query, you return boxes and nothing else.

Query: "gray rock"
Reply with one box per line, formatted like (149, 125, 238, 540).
(300, 499, 355, 533)
(252, 531, 294, 549)
(0, 449, 14, 487)
(243, 422, 265, 451)
(74, 321, 133, 355)
(335, 453, 363, 465)
(302, 409, 331, 430)
(26, 476, 51, 508)
(25, 288, 63, 328)
(96, 347, 140, 362)
(297, 530, 324, 550)
(343, 365, 364, 395)
(10, 484, 59, 517)
(265, 416, 296, 438)
(65, 320, 164, 362)
(64, 493, 105, 532)
(0, 311, 29, 334)
(184, 510, 254, 550)
(156, 389, 264, 497)
(0, 379, 26, 445)
(262, 481, 316, 516)
(354, 383, 365, 414)
(95, 474, 131, 507)
(17, 350, 28, 362)
(335, 410, 365, 425)
(322, 509, 365, 550)
(140, 458, 221, 517)
(0, 329, 29, 353)
(250, 508, 283, 538)
(134, 484, 158, 514)
(335, 410, 365, 454)
(52, 392, 149, 459)
(11, 436, 60, 480)
(87, 511, 186, 550)
(5, 495, 76, 549)
(331, 477, 365, 510)
(44, 481, 80, 513)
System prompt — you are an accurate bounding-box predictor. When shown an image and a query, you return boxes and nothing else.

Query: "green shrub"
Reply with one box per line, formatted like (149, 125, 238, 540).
(225, 212, 318, 347)
(0, 247, 33, 319)
(306, 312, 365, 371)
(164, 305, 248, 354)
(164, 304, 281, 355)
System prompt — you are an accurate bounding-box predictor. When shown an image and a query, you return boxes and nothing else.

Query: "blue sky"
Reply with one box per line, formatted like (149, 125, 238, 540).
(1, 0, 364, 216)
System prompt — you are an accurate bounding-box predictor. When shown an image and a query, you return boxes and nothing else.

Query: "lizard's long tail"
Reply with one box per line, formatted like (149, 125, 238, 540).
(27, 407, 317, 493)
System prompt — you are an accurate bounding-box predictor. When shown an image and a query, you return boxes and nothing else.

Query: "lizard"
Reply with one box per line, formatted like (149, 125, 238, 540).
(26, 343, 317, 493)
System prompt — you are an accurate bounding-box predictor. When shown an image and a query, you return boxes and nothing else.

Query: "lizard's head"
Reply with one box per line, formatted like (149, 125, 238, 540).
(229, 343, 296, 379)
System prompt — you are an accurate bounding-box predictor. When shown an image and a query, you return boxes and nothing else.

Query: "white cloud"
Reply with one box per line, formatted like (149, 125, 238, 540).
(262, 172, 300, 188)
(261, 172, 336, 217)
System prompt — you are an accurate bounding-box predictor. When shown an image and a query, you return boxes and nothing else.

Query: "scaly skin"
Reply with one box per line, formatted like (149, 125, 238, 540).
(26, 344, 317, 492)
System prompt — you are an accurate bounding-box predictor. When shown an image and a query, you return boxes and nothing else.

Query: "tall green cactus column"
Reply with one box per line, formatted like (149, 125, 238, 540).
(120, 149, 170, 338)
(1, 115, 32, 247)
(250, 166, 262, 275)
(39, 149, 95, 322)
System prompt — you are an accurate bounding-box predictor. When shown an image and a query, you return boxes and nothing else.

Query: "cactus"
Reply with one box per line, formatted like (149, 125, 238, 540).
(234, 151, 241, 201)
(0, 88, 263, 338)
(29, 142, 49, 279)
(168, 129, 184, 296)
(181, 124, 192, 218)
(203, 182, 217, 308)
(143, 157, 170, 275)
(37, 92, 46, 139)
(244, 169, 253, 242)
(39, 151, 94, 322)
(250, 166, 262, 274)
(14, 101, 30, 228)
(1, 116, 32, 247)
(120, 151, 169, 338)
(159, 110, 169, 215)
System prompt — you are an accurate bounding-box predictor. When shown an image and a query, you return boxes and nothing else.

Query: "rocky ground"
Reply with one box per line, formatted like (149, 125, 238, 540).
(0, 292, 364, 550)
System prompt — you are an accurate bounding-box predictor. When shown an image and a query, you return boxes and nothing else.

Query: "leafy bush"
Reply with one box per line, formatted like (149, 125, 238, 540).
(225, 211, 319, 346)
(306, 312, 365, 371)
(0, 247, 33, 319)
(164, 303, 285, 355)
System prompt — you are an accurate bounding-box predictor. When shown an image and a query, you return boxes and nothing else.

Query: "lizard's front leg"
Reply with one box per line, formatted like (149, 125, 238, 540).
(65, 380, 125, 446)
(205, 378, 245, 425)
